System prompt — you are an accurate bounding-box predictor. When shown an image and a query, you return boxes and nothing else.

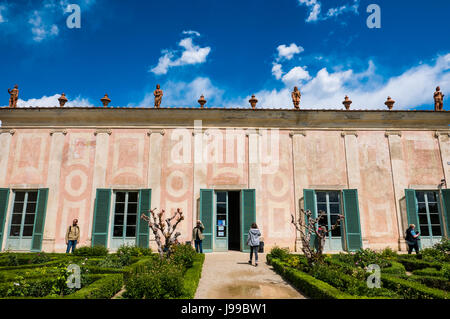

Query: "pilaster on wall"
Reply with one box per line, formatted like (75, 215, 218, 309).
(42, 130, 67, 252)
(247, 130, 262, 240)
(147, 130, 164, 248)
(435, 132, 450, 188)
(342, 131, 369, 249)
(193, 130, 207, 231)
(290, 131, 308, 252)
(87, 129, 112, 246)
(0, 130, 14, 188)
(385, 131, 408, 251)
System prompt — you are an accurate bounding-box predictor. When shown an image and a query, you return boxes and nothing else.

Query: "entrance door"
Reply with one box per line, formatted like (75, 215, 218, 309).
(214, 192, 228, 252)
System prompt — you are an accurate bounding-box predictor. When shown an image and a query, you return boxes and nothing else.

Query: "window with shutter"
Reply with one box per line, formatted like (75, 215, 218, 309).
(303, 189, 317, 249)
(0, 189, 10, 251)
(92, 189, 112, 247)
(342, 189, 362, 252)
(200, 189, 214, 252)
(441, 189, 450, 238)
(137, 189, 151, 248)
(31, 189, 49, 252)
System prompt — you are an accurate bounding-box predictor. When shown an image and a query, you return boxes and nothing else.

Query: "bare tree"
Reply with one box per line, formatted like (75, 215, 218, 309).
(141, 208, 184, 258)
(291, 209, 344, 264)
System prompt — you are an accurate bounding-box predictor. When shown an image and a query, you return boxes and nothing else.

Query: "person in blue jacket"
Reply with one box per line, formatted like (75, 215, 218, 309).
(405, 224, 420, 255)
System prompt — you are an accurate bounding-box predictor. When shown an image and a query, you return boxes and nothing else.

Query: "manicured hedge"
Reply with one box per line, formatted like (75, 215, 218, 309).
(181, 254, 205, 299)
(397, 257, 442, 271)
(64, 274, 124, 299)
(381, 274, 448, 299)
(382, 261, 406, 276)
(412, 268, 442, 277)
(269, 257, 356, 299)
(0, 260, 62, 271)
(409, 275, 450, 291)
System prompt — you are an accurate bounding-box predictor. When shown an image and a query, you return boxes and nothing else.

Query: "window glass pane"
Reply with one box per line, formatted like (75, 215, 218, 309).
(115, 203, 125, 214)
(416, 191, 425, 202)
(329, 204, 340, 214)
(113, 226, 123, 237)
(216, 192, 226, 203)
(128, 203, 138, 214)
(431, 225, 442, 236)
(114, 214, 124, 226)
(128, 192, 138, 203)
(418, 203, 426, 214)
(116, 192, 126, 202)
(316, 192, 326, 203)
(126, 226, 136, 237)
(429, 214, 441, 225)
(27, 192, 38, 202)
(328, 192, 339, 203)
(10, 225, 21, 237)
(425, 192, 437, 202)
(15, 192, 25, 202)
(24, 214, 35, 225)
(217, 204, 226, 215)
(330, 214, 340, 225)
(13, 202, 24, 214)
(126, 214, 137, 226)
(331, 226, 341, 237)
(317, 204, 327, 214)
(428, 203, 438, 214)
(418, 214, 428, 226)
(11, 213, 22, 225)
(22, 225, 34, 237)
(26, 202, 36, 214)
(318, 215, 327, 226)
(420, 227, 429, 236)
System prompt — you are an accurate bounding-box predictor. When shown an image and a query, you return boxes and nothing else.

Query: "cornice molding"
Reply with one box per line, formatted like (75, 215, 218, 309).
(289, 131, 307, 137)
(434, 131, 450, 138)
(341, 131, 358, 137)
(49, 129, 68, 136)
(0, 129, 15, 135)
(147, 129, 166, 136)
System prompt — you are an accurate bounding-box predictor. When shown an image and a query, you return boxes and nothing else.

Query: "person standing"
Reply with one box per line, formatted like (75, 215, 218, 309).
(406, 224, 420, 255)
(192, 220, 205, 253)
(66, 219, 80, 254)
(247, 223, 261, 267)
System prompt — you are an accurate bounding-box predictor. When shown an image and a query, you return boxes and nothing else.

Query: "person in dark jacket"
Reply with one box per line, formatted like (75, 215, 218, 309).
(406, 224, 420, 254)
(192, 220, 205, 253)
(247, 223, 261, 267)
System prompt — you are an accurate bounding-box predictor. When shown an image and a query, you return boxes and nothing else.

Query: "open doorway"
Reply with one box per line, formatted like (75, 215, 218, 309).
(228, 191, 241, 251)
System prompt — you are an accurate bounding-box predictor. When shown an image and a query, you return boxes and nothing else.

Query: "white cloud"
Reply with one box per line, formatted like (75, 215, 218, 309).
(150, 32, 211, 75)
(29, 10, 59, 42)
(11, 94, 94, 108)
(298, 0, 360, 23)
(272, 63, 283, 80)
(137, 77, 224, 108)
(0, 5, 7, 23)
(276, 43, 304, 61)
(281, 66, 311, 85)
(248, 53, 450, 109)
(182, 30, 200, 37)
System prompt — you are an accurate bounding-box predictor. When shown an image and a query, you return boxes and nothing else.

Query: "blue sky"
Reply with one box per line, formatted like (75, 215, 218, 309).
(0, 0, 449, 110)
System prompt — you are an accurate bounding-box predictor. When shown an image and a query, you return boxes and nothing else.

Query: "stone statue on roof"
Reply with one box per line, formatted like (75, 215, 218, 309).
(154, 84, 163, 108)
(8, 85, 19, 108)
(292, 86, 301, 109)
(434, 86, 444, 111)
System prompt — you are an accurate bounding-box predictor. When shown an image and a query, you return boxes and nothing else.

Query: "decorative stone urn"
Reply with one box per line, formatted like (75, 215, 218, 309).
(385, 96, 395, 110)
(249, 95, 258, 109)
(101, 94, 111, 107)
(342, 96, 352, 110)
(198, 95, 207, 108)
(58, 93, 68, 107)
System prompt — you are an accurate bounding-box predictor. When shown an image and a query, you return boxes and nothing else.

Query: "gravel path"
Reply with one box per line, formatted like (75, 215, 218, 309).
(195, 251, 306, 299)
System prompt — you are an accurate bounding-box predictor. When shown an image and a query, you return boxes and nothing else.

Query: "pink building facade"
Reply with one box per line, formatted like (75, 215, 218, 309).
(0, 108, 449, 253)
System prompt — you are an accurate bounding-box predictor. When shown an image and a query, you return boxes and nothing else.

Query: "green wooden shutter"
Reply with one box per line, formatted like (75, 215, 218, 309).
(31, 189, 49, 252)
(241, 189, 256, 253)
(137, 189, 151, 248)
(342, 189, 363, 252)
(303, 189, 317, 249)
(92, 189, 112, 248)
(200, 189, 214, 252)
(440, 189, 450, 238)
(0, 189, 10, 251)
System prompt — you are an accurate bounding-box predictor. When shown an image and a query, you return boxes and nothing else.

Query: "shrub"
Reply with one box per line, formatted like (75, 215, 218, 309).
(269, 246, 290, 261)
(66, 274, 123, 299)
(124, 258, 184, 299)
(412, 268, 442, 277)
(5, 254, 19, 267)
(73, 246, 109, 257)
(170, 244, 196, 270)
(382, 261, 406, 276)
(180, 254, 205, 299)
(30, 252, 51, 265)
(97, 255, 125, 269)
(380, 247, 398, 259)
(433, 238, 450, 253)
(420, 248, 448, 263)
(352, 249, 390, 268)
(441, 263, 450, 280)
(381, 274, 448, 299)
(397, 257, 442, 271)
(116, 245, 152, 258)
